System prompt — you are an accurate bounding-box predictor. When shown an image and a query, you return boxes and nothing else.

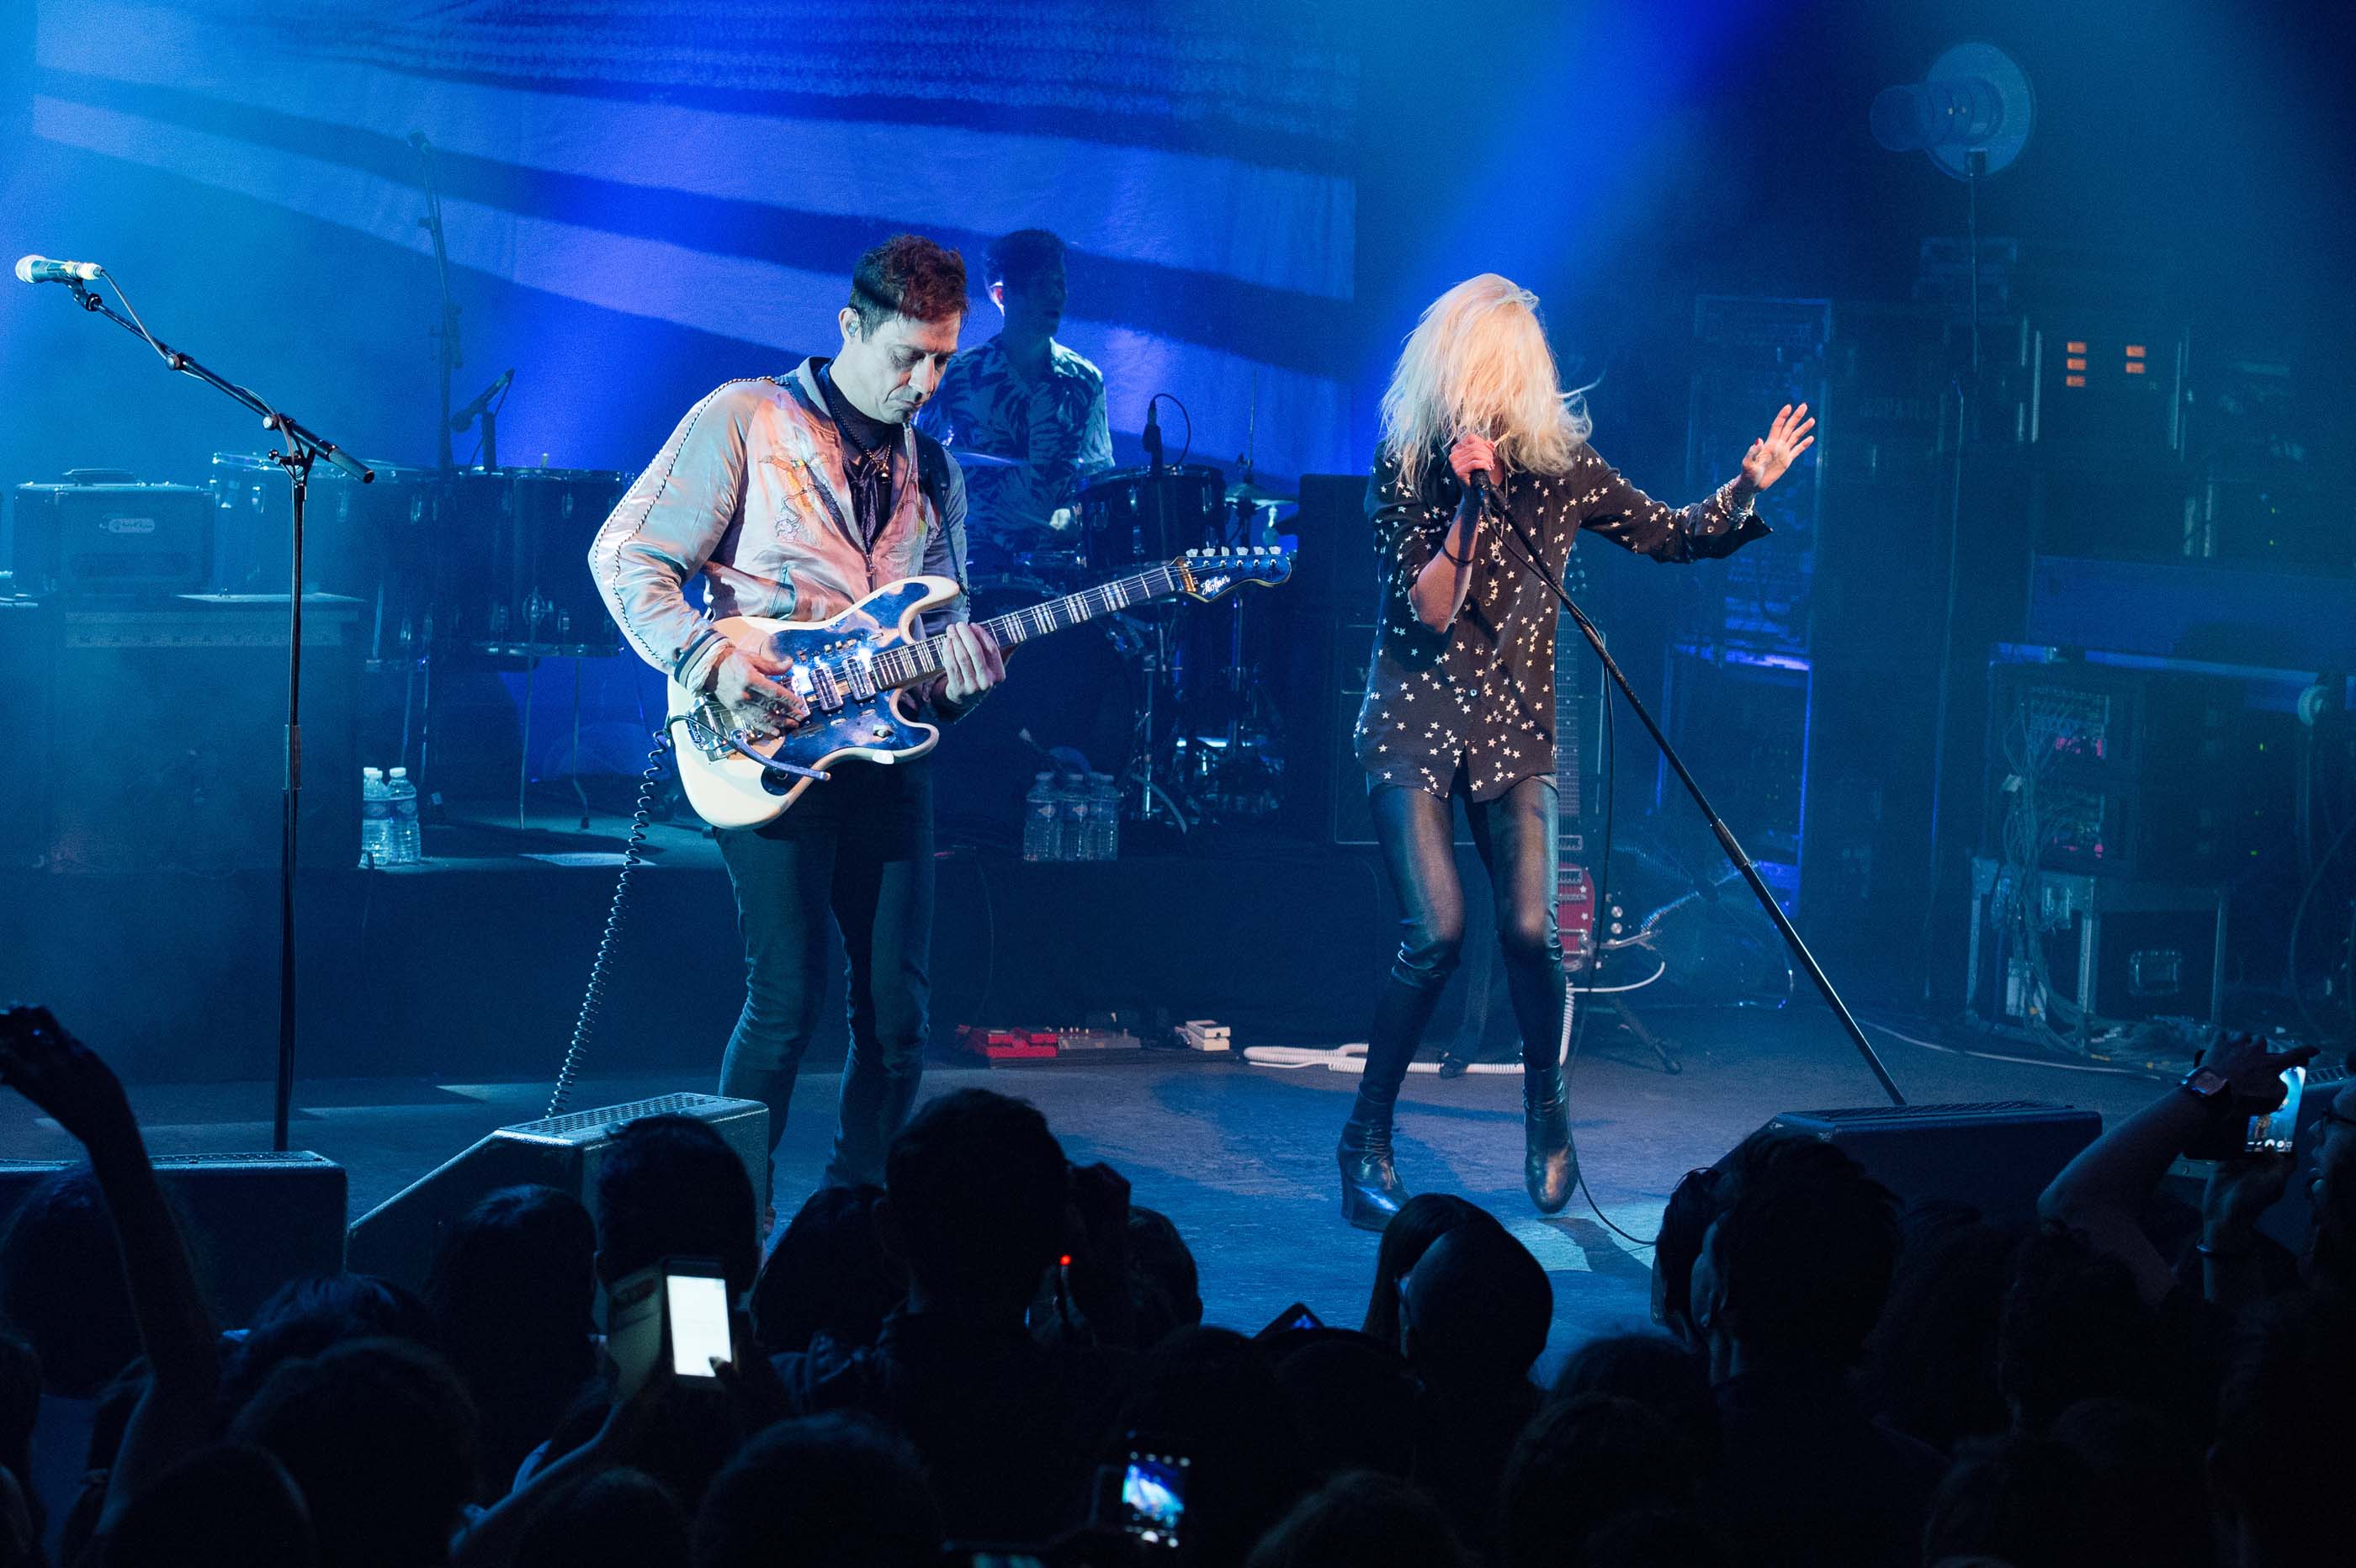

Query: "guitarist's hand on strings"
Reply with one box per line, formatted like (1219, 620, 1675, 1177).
(931, 622, 1006, 711)
(711, 644, 808, 736)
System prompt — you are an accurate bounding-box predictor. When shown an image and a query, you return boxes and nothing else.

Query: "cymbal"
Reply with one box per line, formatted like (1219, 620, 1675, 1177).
(947, 448, 1021, 469)
(1225, 479, 1298, 509)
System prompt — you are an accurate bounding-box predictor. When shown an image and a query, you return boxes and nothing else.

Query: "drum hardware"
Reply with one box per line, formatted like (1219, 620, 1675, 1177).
(946, 446, 1022, 469)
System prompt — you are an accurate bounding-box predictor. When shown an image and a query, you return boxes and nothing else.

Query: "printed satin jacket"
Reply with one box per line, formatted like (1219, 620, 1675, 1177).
(591, 358, 972, 697)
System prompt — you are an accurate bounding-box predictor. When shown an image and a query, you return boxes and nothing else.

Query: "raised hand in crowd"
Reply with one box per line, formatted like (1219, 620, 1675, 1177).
(0, 1005, 220, 1544)
(2040, 1029, 2317, 1307)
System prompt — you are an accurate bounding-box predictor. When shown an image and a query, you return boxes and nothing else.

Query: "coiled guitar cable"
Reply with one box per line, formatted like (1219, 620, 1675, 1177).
(549, 728, 675, 1116)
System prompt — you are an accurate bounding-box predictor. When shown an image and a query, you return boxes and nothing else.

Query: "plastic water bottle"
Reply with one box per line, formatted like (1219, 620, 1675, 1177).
(359, 767, 393, 867)
(1088, 773, 1121, 861)
(1069, 774, 1098, 861)
(1022, 772, 1058, 861)
(386, 766, 422, 864)
(1064, 775, 1096, 862)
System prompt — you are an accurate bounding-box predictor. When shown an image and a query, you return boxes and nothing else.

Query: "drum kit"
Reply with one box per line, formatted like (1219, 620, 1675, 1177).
(942, 447, 1297, 833)
(208, 453, 630, 664)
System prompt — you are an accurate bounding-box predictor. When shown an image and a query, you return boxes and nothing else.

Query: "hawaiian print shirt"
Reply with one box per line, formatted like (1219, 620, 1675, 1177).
(917, 336, 1114, 543)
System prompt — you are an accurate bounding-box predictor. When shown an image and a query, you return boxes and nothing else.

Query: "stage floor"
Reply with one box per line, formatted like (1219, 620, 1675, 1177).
(0, 1006, 2164, 1361)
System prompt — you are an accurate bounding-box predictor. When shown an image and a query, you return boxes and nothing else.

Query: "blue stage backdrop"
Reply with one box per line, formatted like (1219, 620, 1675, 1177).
(19, 0, 1359, 482)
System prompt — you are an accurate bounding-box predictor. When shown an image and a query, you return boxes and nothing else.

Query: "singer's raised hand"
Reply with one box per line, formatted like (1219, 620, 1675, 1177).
(1740, 404, 1815, 491)
(1446, 433, 1499, 493)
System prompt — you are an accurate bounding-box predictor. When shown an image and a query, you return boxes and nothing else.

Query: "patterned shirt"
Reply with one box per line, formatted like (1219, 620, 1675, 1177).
(1354, 442, 1770, 803)
(917, 336, 1113, 542)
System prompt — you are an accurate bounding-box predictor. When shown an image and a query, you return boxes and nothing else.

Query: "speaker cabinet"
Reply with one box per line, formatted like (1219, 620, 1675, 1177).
(0, 1152, 346, 1327)
(1764, 1101, 2101, 1226)
(345, 1094, 768, 1293)
(43, 595, 362, 871)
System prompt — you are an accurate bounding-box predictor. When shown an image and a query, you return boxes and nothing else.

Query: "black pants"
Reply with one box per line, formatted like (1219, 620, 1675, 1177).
(714, 759, 934, 1193)
(1352, 774, 1567, 1127)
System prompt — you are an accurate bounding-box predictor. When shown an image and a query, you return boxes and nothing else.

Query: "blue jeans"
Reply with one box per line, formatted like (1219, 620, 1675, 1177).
(1353, 775, 1567, 1126)
(714, 759, 933, 1193)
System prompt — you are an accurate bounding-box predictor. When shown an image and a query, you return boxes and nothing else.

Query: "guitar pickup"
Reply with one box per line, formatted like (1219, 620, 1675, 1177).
(844, 650, 878, 702)
(795, 662, 842, 712)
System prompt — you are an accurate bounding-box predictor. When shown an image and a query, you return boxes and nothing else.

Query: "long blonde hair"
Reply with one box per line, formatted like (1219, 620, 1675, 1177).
(1377, 273, 1589, 493)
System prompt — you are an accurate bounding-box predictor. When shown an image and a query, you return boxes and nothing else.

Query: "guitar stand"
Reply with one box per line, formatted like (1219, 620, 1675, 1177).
(1603, 994, 1682, 1076)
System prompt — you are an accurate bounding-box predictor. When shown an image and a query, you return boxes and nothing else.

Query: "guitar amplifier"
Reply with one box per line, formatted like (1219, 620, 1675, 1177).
(8, 481, 213, 596)
(43, 595, 363, 870)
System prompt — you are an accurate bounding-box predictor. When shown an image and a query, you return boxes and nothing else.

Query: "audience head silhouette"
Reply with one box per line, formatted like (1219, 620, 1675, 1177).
(595, 1115, 761, 1298)
(878, 1089, 1067, 1317)
(1398, 1218, 1551, 1387)
(693, 1413, 941, 1568)
(228, 1338, 477, 1568)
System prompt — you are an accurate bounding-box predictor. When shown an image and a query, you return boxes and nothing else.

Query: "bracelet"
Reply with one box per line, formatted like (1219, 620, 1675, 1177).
(1441, 540, 1476, 566)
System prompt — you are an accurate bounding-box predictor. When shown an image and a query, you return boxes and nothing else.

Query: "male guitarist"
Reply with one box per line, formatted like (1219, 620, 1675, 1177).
(590, 235, 1006, 1200)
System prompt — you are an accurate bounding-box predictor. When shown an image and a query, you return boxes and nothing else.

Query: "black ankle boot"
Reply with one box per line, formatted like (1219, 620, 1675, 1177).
(1524, 1070, 1575, 1214)
(1337, 1115, 1410, 1232)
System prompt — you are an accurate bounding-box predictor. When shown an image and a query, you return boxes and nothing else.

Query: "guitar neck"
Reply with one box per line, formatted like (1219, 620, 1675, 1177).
(874, 562, 1186, 691)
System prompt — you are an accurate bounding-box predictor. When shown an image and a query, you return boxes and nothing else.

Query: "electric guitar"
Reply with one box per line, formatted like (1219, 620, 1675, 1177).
(666, 545, 1294, 829)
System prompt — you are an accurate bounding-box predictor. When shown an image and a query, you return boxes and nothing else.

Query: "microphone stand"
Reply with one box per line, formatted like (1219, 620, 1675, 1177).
(59, 278, 375, 1151)
(1483, 487, 1907, 1105)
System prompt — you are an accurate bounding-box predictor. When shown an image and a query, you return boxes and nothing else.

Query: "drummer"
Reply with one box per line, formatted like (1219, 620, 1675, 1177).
(917, 229, 1113, 560)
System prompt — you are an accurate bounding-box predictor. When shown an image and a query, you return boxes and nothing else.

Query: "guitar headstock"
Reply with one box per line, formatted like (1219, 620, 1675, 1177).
(1174, 543, 1295, 601)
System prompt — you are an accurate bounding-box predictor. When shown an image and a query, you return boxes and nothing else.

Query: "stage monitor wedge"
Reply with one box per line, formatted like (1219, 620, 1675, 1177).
(344, 1094, 767, 1294)
(1764, 1101, 2100, 1226)
(0, 1152, 346, 1329)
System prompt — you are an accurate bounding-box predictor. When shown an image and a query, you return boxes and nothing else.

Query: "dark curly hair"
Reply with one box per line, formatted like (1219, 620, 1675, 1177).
(848, 234, 968, 335)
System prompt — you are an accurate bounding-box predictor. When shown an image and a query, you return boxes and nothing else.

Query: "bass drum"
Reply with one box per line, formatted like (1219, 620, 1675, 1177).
(930, 575, 1140, 834)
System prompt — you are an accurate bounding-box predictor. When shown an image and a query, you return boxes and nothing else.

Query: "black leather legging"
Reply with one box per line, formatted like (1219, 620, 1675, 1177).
(1353, 776, 1567, 1123)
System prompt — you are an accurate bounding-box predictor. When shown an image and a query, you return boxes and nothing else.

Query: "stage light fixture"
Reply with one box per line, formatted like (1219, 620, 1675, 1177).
(1871, 40, 2035, 180)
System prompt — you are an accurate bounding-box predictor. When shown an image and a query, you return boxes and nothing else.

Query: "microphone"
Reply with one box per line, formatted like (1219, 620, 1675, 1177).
(15, 255, 103, 285)
(449, 367, 514, 431)
(1467, 466, 1499, 510)
(408, 130, 432, 151)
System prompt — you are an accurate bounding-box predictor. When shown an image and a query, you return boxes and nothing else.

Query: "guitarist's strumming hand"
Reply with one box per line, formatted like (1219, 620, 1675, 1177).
(931, 622, 1006, 712)
(711, 644, 809, 736)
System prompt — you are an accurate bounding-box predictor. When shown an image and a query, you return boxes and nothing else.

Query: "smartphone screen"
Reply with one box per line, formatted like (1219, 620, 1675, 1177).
(1121, 1452, 1189, 1549)
(2247, 1065, 2307, 1155)
(666, 1271, 733, 1379)
(1255, 1300, 1324, 1340)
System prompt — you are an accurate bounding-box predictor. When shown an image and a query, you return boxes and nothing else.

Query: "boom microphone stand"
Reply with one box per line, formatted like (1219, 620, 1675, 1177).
(1485, 491, 1907, 1105)
(58, 278, 375, 1150)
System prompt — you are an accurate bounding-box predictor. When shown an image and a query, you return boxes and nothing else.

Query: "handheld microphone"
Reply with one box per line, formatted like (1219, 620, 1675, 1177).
(1467, 466, 1499, 510)
(15, 255, 104, 285)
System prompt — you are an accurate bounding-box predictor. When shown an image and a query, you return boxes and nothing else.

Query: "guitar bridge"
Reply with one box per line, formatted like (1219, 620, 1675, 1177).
(678, 706, 735, 761)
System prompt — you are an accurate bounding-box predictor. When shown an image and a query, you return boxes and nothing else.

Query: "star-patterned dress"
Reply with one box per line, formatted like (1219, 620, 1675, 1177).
(1354, 441, 1770, 803)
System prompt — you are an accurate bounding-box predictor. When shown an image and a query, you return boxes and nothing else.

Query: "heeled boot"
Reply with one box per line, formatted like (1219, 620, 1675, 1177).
(1337, 977, 1438, 1230)
(1524, 1066, 1576, 1213)
(1336, 1113, 1410, 1232)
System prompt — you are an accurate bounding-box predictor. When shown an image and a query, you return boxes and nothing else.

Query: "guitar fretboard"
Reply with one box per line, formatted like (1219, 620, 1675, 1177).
(867, 563, 1186, 691)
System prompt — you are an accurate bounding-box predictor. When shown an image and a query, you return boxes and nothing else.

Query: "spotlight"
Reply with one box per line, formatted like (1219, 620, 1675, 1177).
(1871, 40, 2035, 179)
